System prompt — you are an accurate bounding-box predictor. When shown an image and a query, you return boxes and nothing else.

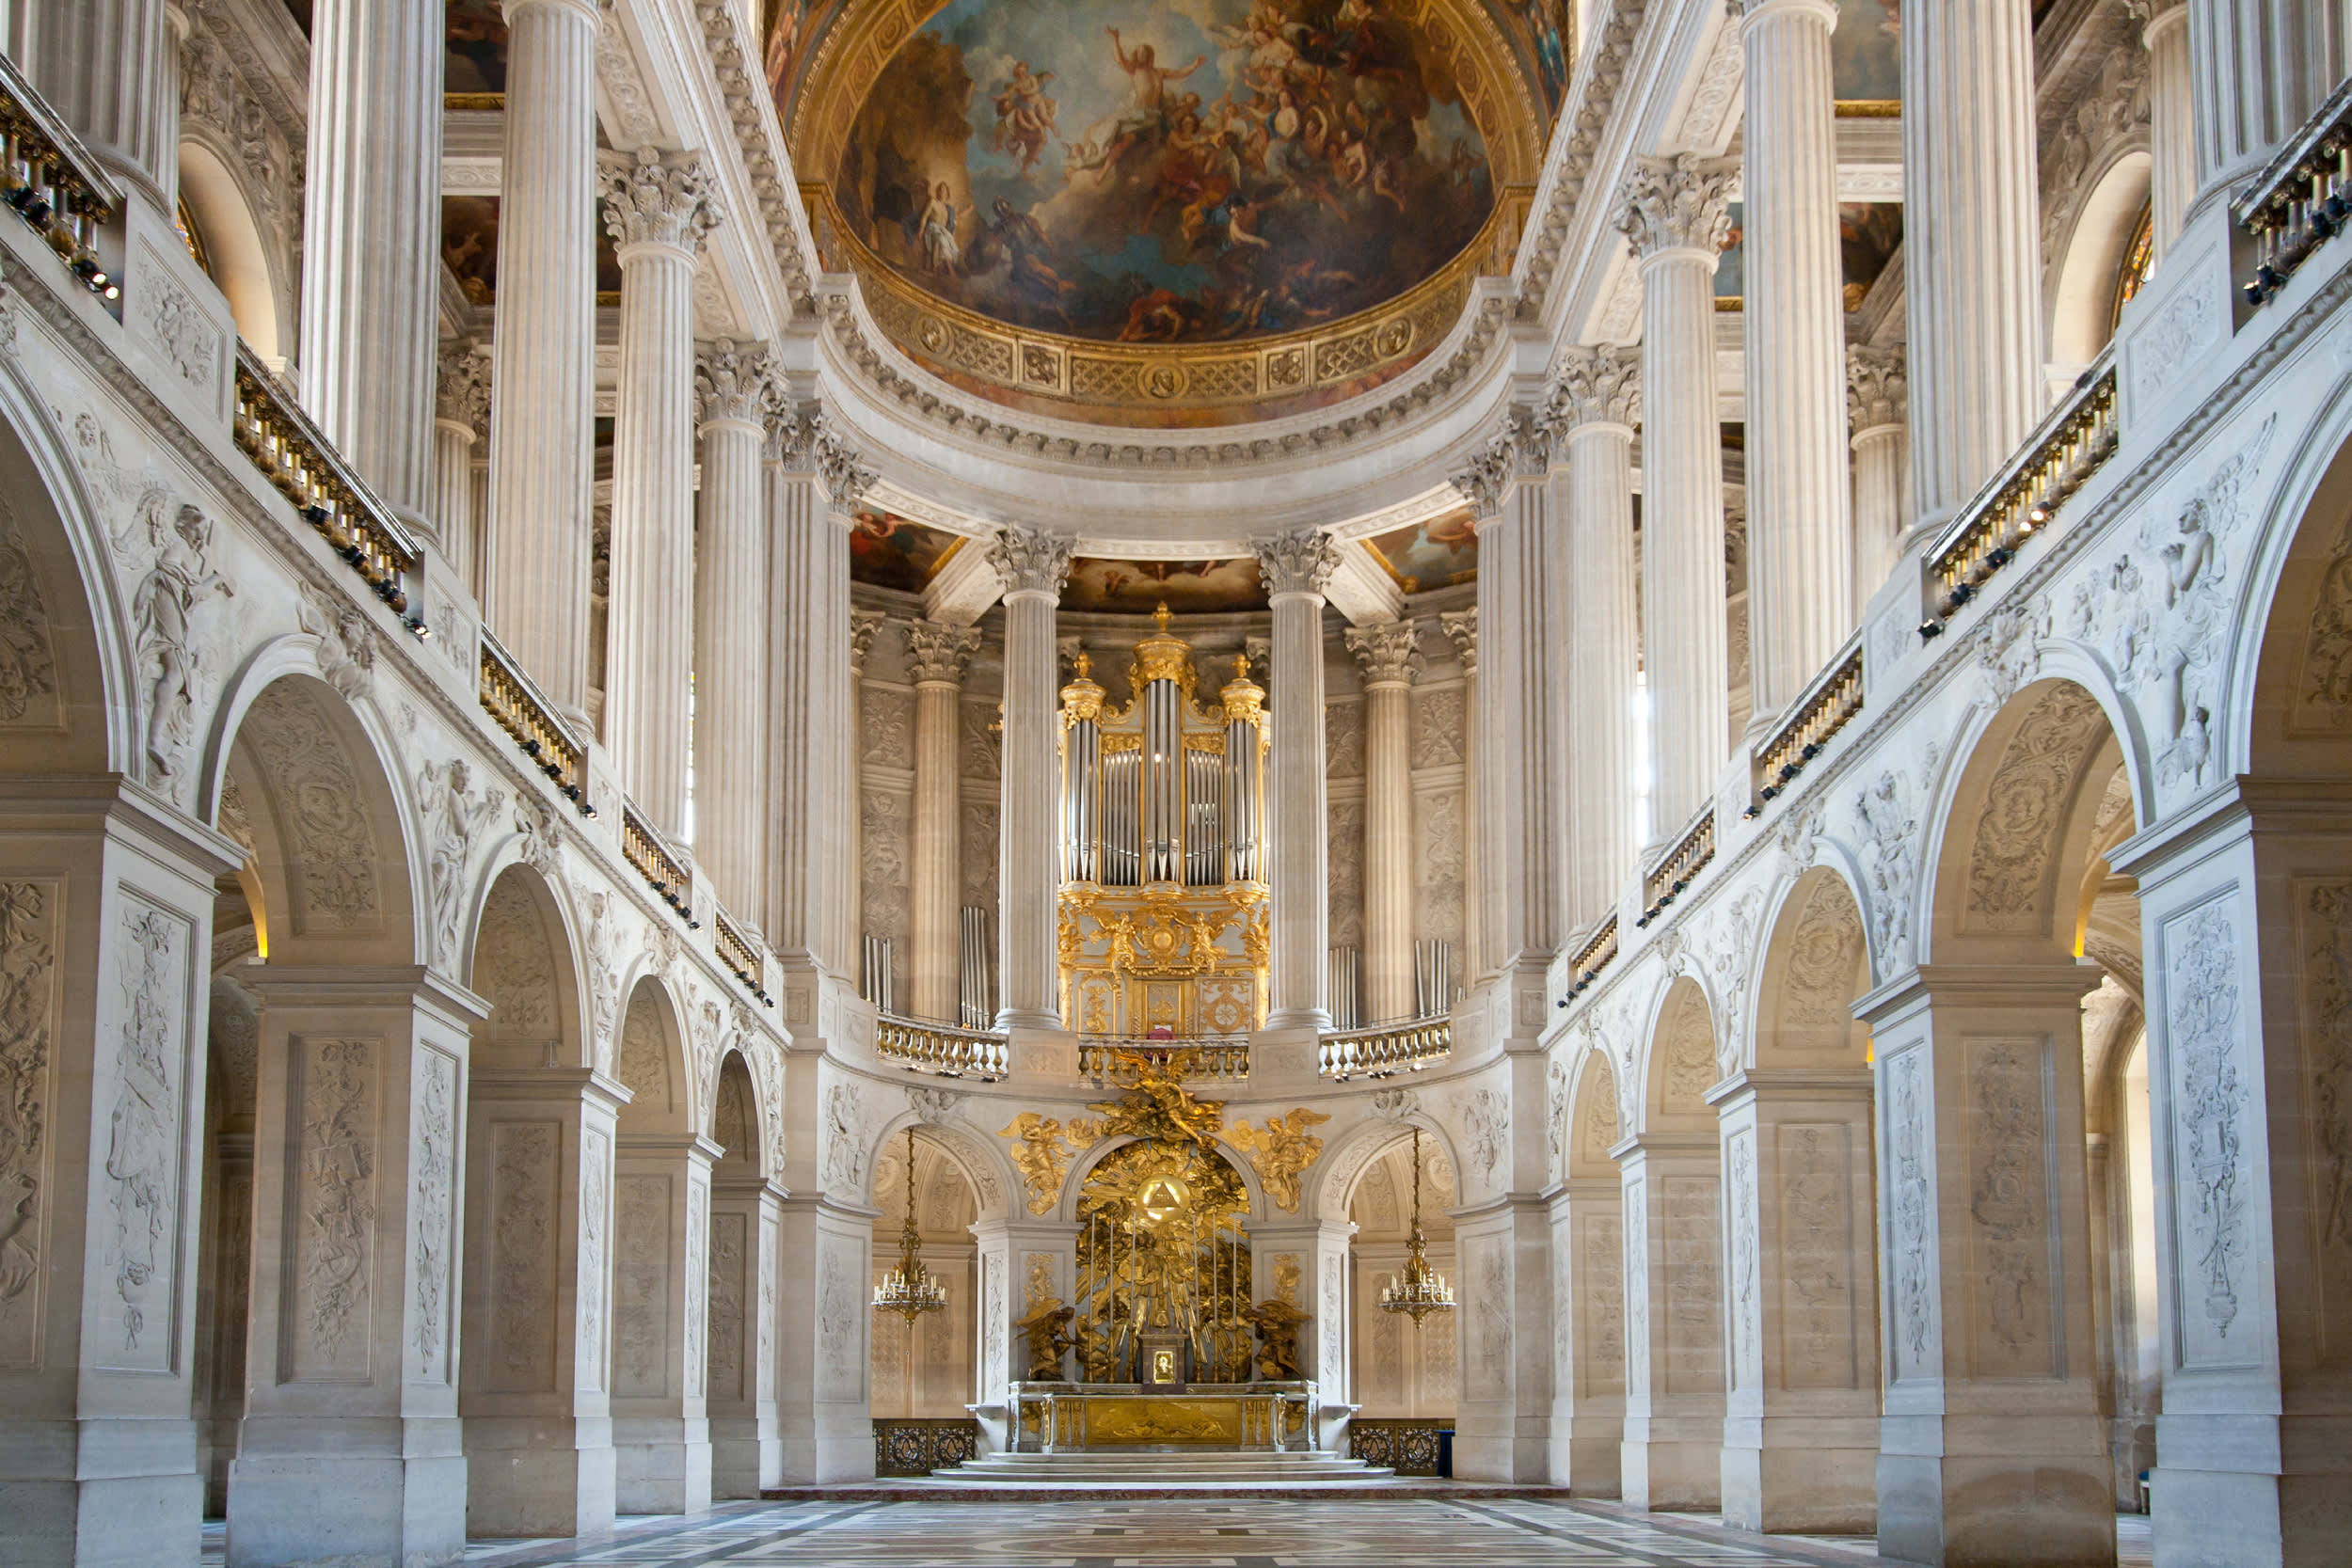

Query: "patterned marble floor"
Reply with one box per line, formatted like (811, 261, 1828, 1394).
(199, 1501, 2157, 1568)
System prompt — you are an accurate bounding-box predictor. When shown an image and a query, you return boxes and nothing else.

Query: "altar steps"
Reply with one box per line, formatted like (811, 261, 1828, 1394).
(937, 1449, 1397, 1487)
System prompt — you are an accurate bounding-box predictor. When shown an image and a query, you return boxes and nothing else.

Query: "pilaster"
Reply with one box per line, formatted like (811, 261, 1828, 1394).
(907, 619, 980, 1024)
(1613, 1131, 1726, 1512)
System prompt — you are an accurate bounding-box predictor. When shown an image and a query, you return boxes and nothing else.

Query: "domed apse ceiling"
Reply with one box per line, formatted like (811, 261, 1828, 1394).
(775, 0, 1554, 427)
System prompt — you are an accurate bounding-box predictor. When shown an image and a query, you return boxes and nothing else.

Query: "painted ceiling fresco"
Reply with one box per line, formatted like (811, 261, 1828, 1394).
(1831, 0, 1899, 102)
(1061, 557, 1269, 614)
(1364, 510, 1477, 593)
(849, 512, 967, 592)
(824, 0, 1497, 346)
(447, 0, 508, 96)
(1708, 201, 1902, 309)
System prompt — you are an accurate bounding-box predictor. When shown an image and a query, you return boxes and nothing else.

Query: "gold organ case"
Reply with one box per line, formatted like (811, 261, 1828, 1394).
(1057, 607, 1270, 1037)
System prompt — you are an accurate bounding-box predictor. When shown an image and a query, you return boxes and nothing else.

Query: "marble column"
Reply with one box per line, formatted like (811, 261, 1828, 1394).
(1708, 1070, 1880, 1533)
(1439, 610, 1482, 982)
(28, 0, 178, 210)
(1846, 346, 1909, 617)
(1900, 0, 2042, 544)
(611, 1134, 719, 1514)
(599, 147, 719, 842)
(989, 528, 1075, 1035)
(2129, 0, 2195, 259)
(691, 340, 774, 919)
(1344, 620, 1422, 1023)
(2186, 0, 2339, 204)
(485, 0, 600, 716)
(1551, 346, 1642, 926)
(227, 970, 486, 1568)
(435, 343, 492, 596)
(907, 619, 980, 1023)
(298, 0, 442, 530)
(1617, 158, 1733, 841)
(1253, 530, 1344, 1033)
(707, 1173, 784, 1497)
(1613, 1132, 1725, 1511)
(1740, 0, 1852, 724)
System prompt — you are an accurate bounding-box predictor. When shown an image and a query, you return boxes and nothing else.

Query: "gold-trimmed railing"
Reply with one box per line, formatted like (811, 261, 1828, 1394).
(1078, 1037, 1250, 1084)
(478, 632, 593, 816)
(0, 51, 121, 301)
(1749, 637, 1864, 815)
(712, 908, 771, 1009)
(1921, 355, 2119, 638)
(1318, 1017, 1451, 1080)
(621, 804, 694, 925)
(1639, 807, 1716, 927)
(1567, 913, 1619, 997)
(876, 1015, 1009, 1081)
(232, 344, 421, 616)
(2238, 73, 2352, 308)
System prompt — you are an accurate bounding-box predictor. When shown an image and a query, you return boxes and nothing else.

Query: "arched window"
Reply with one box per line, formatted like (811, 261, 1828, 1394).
(2109, 201, 2155, 334)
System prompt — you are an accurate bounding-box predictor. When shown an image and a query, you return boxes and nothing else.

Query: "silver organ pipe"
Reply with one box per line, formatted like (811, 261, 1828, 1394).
(1064, 715, 1100, 883)
(1144, 678, 1178, 881)
(1185, 747, 1221, 886)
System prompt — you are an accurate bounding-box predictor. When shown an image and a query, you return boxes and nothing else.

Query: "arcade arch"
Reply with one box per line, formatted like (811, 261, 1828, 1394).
(1343, 1130, 1456, 1418)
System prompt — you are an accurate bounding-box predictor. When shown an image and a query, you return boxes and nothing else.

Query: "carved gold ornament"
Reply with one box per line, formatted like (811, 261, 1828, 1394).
(998, 1112, 1101, 1216)
(1227, 1107, 1333, 1213)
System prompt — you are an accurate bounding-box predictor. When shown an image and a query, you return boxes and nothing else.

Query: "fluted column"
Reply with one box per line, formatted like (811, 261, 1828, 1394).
(485, 0, 600, 715)
(1438, 609, 1481, 988)
(1901, 0, 2042, 543)
(434, 344, 491, 594)
(299, 0, 442, 528)
(1618, 158, 1733, 841)
(1552, 346, 1642, 925)
(1254, 530, 1343, 1031)
(990, 528, 1075, 1032)
(1847, 346, 1909, 615)
(2128, 0, 2195, 259)
(1344, 620, 1422, 1023)
(692, 340, 775, 916)
(768, 412, 870, 977)
(29, 0, 178, 210)
(2186, 0, 2339, 204)
(1740, 0, 1852, 724)
(907, 620, 980, 1023)
(844, 608, 885, 971)
(599, 147, 719, 841)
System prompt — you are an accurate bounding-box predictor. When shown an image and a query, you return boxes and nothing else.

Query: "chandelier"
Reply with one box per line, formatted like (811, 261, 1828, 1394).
(872, 1127, 947, 1323)
(1379, 1125, 1455, 1324)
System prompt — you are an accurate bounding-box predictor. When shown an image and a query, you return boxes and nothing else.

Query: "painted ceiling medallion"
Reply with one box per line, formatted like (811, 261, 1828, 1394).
(780, 0, 1551, 425)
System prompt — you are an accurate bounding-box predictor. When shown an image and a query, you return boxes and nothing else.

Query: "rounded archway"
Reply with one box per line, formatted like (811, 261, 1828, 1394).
(868, 1127, 980, 1418)
(1343, 1129, 1456, 1419)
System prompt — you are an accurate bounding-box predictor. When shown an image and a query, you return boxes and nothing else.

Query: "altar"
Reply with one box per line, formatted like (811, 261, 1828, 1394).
(1007, 1381, 1319, 1453)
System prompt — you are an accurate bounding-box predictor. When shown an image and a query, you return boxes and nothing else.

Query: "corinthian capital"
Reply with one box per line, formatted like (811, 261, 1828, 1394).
(905, 619, 981, 684)
(1252, 528, 1343, 599)
(769, 402, 873, 508)
(1447, 425, 1515, 521)
(987, 526, 1075, 598)
(1344, 619, 1422, 686)
(1439, 608, 1477, 674)
(694, 338, 774, 427)
(1549, 343, 1642, 431)
(599, 146, 722, 255)
(1846, 344, 1908, 431)
(1615, 155, 1735, 258)
(436, 341, 492, 437)
(849, 609, 887, 675)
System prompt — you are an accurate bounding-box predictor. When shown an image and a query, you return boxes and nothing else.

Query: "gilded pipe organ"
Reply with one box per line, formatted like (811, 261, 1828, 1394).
(1057, 608, 1271, 1036)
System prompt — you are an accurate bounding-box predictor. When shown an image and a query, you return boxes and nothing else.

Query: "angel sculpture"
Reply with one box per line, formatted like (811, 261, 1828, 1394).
(1242, 1296, 1309, 1381)
(1227, 1107, 1333, 1213)
(1017, 1298, 1077, 1382)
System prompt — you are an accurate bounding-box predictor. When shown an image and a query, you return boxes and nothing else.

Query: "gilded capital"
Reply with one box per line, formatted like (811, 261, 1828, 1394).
(1345, 619, 1422, 686)
(1251, 528, 1343, 599)
(988, 526, 1076, 598)
(1615, 154, 1735, 259)
(1439, 608, 1477, 674)
(694, 338, 774, 428)
(1549, 343, 1642, 432)
(435, 341, 491, 438)
(1847, 343, 1908, 432)
(598, 145, 722, 255)
(905, 619, 981, 684)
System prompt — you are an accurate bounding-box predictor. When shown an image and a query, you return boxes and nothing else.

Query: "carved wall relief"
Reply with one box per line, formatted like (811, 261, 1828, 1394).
(0, 880, 58, 1366)
(1418, 787, 1465, 947)
(2167, 895, 2252, 1367)
(2299, 880, 2352, 1366)
(1464, 1233, 1509, 1400)
(613, 1174, 673, 1398)
(1727, 1133, 1759, 1394)
(474, 876, 558, 1061)
(411, 1047, 456, 1382)
(1410, 686, 1464, 768)
(860, 787, 911, 942)
(1622, 1183, 1649, 1395)
(1327, 800, 1365, 949)
(1778, 876, 1865, 1047)
(287, 1037, 376, 1379)
(243, 682, 384, 935)
(2292, 530, 2352, 731)
(103, 900, 190, 1370)
(1964, 1038, 2056, 1378)
(863, 687, 913, 769)
(0, 499, 62, 728)
(1326, 698, 1365, 779)
(415, 755, 503, 971)
(1776, 1121, 1858, 1389)
(486, 1121, 559, 1393)
(1660, 986, 1716, 1111)
(579, 1131, 610, 1390)
(1661, 1176, 1723, 1396)
(617, 988, 672, 1117)
(1581, 1212, 1624, 1397)
(815, 1234, 863, 1402)
(1963, 684, 2106, 936)
(1888, 1048, 1935, 1381)
(684, 1180, 708, 1399)
(819, 1081, 866, 1196)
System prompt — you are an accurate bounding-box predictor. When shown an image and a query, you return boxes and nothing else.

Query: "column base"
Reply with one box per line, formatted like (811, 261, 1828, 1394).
(462, 1416, 615, 1539)
(1720, 1416, 1877, 1534)
(709, 1415, 780, 1498)
(612, 1418, 711, 1515)
(0, 1417, 202, 1568)
(779, 1411, 875, 1485)
(227, 1433, 467, 1568)
(1548, 1414, 1623, 1495)
(1621, 1414, 1722, 1511)
(1875, 1440, 2113, 1568)
(2150, 1411, 2352, 1568)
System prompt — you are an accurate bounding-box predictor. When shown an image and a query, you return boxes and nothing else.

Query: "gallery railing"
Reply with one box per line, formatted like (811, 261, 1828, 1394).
(1566, 913, 1619, 997)
(1639, 805, 1717, 927)
(0, 50, 121, 301)
(711, 908, 771, 1008)
(876, 1014, 1009, 1081)
(478, 631, 593, 815)
(621, 804, 695, 926)
(1077, 1037, 1250, 1083)
(1318, 1016, 1452, 1080)
(2238, 73, 2352, 308)
(1749, 635, 1864, 816)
